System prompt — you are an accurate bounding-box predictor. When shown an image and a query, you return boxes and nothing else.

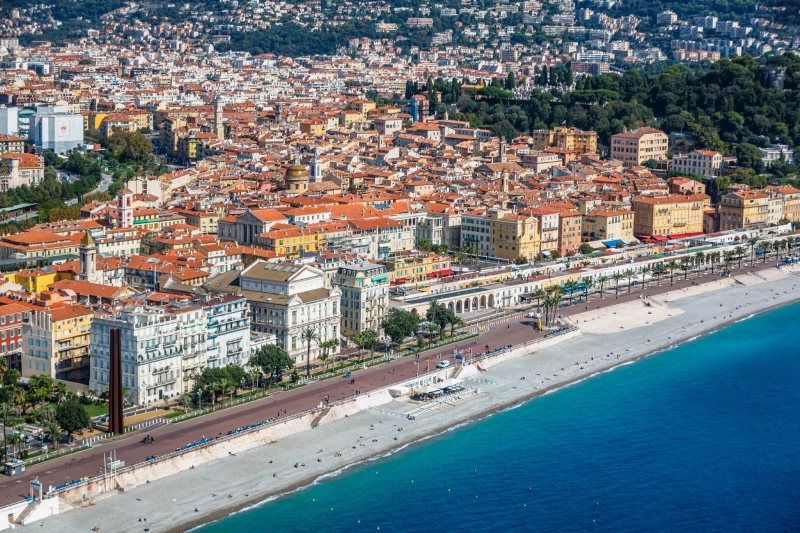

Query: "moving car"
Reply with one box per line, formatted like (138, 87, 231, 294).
(525, 312, 542, 319)
(436, 360, 450, 369)
(141, 435, 154, 444)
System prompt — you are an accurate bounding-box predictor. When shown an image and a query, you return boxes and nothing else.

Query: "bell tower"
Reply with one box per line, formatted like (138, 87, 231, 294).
(78, 231, 99, 283)
(117, 187, 133, 229)
(213, 97, 224, 139)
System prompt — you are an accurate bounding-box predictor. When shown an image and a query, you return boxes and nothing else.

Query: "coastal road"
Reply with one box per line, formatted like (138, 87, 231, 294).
(0, 259, 782, 503)
(0, 319, 548, 504)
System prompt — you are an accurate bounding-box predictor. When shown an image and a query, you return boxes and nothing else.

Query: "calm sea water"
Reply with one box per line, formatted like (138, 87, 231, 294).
(198, 304, 800, 533)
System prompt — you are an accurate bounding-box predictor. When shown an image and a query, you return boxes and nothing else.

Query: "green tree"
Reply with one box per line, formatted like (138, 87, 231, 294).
(381, 308, 421, 345)
(55, 401, 90, 439)
(579, 242, 593, 255)
(248, 345, 295, 387)
(736, 143, 765, 173)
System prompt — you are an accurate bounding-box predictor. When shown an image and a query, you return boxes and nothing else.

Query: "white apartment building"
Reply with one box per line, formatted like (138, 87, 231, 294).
(761, 144, 796, 167)
(203, 261, 341, 366)
(336, 262, 389, 339)
(197, 293, 251, 369)
(164, 302, 207, 393)
(671, 149, 722, 178)
(90, 306, 183, 406)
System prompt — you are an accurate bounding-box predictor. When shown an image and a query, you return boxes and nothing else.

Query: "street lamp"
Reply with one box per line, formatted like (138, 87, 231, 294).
(196, 390, 202, 411)
(240, 378, 245, 402)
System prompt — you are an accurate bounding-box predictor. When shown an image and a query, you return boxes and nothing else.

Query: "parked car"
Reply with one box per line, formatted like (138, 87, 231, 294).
(436, 360, 450, 369)
(525, 312, 542, 319)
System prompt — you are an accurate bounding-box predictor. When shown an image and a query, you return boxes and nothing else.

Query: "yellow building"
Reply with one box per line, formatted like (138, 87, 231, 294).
(719, 190, 771, 231)
(377, 252, 435, 283)
(299, 120, 327, 136)
(5, 267, 71, 293)
(582, 208, 635, 242)
(351, 100, 376, 118)
(765, 185, 800, 223)
(610, 127, 669, 168)
(631, 193, 710, 237)
(23, 304, 93, 384)
(84, 112, 108, 134)
(338, 110, 363, 128)
(530, 126, 597, 153)
(489, 211, 540, 262)
(256, 227, 323, 259)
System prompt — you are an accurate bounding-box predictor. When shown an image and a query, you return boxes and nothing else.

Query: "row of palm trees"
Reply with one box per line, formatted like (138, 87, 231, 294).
(0, 360, 72, 462)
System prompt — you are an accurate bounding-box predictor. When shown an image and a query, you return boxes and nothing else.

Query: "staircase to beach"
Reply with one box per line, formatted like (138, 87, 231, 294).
(309, 409, 328, 428)
(15, 501, 38, 524)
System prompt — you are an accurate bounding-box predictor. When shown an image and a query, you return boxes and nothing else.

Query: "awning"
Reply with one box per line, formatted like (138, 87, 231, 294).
(427, 268, 455, 278)
(667, 231, 704, 240)
(394, 277, 408, 284)
(371, 274, 388, 282)
(602, 239, 625, 248)
(635, 234, 668, 242)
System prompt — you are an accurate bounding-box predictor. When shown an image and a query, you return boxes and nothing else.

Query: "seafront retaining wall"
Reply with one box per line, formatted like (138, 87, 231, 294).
(56, 413, 317, 506)
(52, 327, 580, 509)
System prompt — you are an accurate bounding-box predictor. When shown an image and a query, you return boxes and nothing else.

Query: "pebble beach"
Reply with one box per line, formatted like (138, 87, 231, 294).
(33, 267, 800, 533)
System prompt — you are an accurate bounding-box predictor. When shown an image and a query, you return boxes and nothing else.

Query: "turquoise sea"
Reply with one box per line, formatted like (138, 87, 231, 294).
(198, 303, 800, 533)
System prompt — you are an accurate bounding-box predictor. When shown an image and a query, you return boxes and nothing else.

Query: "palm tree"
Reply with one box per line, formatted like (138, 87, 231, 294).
(352, 332, 366, 360)
(448, 315, 465, 337)
(694, 251, 705, 271)
(679, 256, 692, 279)
(54, 382, 68, 404)
(734, 245, 746, 268)
(723, 250, 735, 272)
(667, 260, 678, 285)
(0, 403, 10, 463)
(758, 241, 772, 263)
(639, 266, 650, 289)
(596, 275, 609, 298)
(39, 404, 55, 424)
(612, 272, 624, 295)
(178, 393, 193, 413)
(532, 288, 547, 310)
(5, 433, 20, 460)
(623, 269, 636, 292)
(563, 279, 580, 305)
(786, 235, 796, 252)
(0, 357, 7, 384)
(747, 237, 759, 264)
(362, 330, 379, 361)
(46, 423, 61, 450)
(426, 322, 437, 348)
(652, 263, 666, 286)
(300, 327, 319, 377)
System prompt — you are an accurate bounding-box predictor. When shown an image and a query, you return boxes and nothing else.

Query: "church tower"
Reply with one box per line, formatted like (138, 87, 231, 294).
(213, 97, 224, 140)
(117, 187, 133, 229)
(501, 170, 510, 193)
(78, 231, 99, 284)
(310, 148, 322, 183)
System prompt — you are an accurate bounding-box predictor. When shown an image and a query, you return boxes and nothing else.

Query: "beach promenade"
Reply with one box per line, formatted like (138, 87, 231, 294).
(15, 263, 800, 532)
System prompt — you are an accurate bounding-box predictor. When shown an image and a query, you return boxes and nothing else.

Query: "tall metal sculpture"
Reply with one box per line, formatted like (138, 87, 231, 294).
(108, 328, 124, 435)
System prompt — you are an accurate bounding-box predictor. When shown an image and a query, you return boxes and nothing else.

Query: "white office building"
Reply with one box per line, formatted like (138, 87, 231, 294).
(0, 107, 19, 136)
(29, 109, 83, 154)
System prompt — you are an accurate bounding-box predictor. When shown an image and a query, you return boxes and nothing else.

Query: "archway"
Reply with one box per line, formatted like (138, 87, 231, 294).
(472, 297, 478, 310)
(447, 302, 454, 312)
(464, 299, 470, 312)
(480, 295, 487, 308)
(488, 294, 495, 308)
(456, 301, 462, 313)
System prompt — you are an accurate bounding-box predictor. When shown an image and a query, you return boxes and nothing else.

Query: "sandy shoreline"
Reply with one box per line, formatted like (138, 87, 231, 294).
(33, 267, 800, 533)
